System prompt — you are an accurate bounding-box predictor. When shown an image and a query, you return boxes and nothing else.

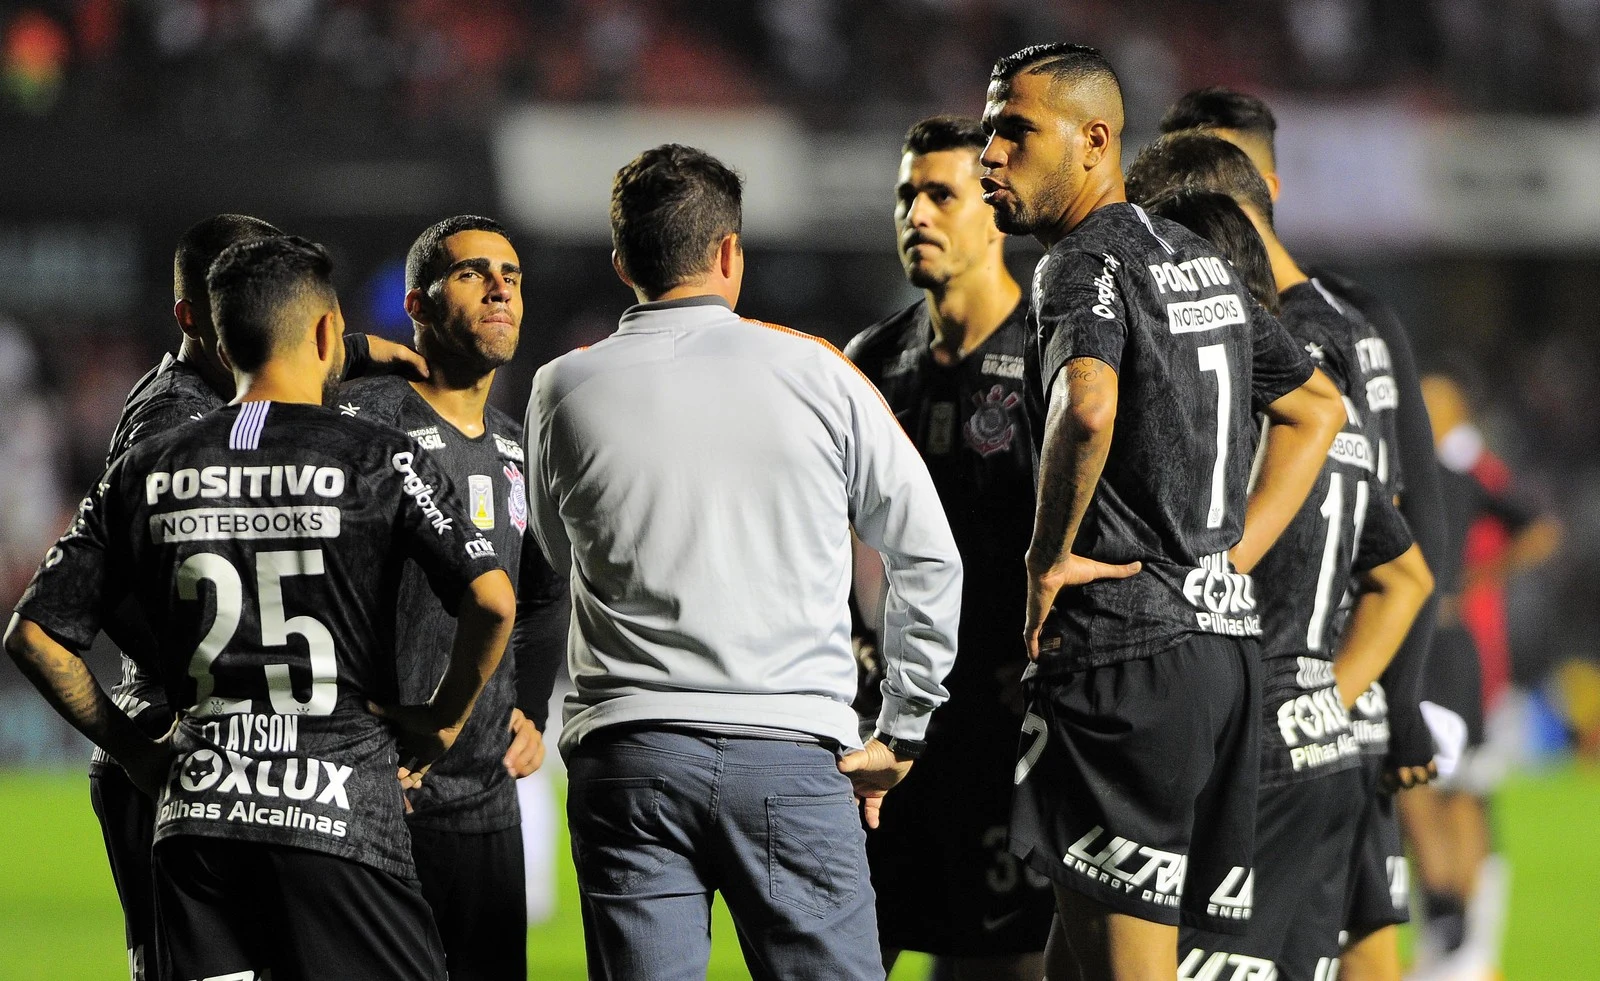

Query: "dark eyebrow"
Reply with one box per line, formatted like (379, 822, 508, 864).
(447, 257, 523, 277)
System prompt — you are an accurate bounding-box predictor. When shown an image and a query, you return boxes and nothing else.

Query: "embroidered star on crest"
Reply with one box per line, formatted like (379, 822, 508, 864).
(339, 403, 360, 417)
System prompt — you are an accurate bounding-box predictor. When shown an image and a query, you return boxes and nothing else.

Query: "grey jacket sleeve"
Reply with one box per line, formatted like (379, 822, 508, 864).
(524, 365, 575, 581)
(834, 356, 963, 742)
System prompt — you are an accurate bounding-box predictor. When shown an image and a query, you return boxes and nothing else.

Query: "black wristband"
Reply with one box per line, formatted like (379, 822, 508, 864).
(342, 332, 371, 380)
(872, 730, 927, 761)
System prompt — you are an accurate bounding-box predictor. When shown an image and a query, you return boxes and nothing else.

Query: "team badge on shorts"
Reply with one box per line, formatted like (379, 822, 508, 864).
(965, 385, 1020, 456)
(504, 462, 528, 532)
(469, 474, 495, 530)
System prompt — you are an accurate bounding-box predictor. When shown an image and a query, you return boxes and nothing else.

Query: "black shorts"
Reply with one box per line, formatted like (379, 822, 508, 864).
(1424, 624, 1485, 748)
(89, 764, 157, 981)
(152, 836, 446, 981)
(1181, 767, 1365, 981)
(867, 655, 1053, 957)
(1008, 633, 1260, 934)
(409, 822, 526, 981)
(1345, 760, 1410, 936)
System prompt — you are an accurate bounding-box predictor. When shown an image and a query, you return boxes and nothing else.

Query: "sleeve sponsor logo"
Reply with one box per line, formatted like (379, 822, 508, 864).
(468, 474, 495, 530)
(1354, 336, 1392, 373)
(1366, 374, 1398, 412)
(1167, 294, 1246, 334)
(492, 433, 525, 463)
(391, 451, 452, 533)
(150, 506, 341, 543)
(1091, 253, 1121, 319)
(407, 425, 446, 451)
(145, 465, 345, 505)
(1327, 432, 1374, 471)
(465, 536, 496, 560)
(1149, 256, 1232, 295)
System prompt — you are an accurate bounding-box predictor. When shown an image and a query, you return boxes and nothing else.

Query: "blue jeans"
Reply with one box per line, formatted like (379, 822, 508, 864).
(567, 727, 884, 981)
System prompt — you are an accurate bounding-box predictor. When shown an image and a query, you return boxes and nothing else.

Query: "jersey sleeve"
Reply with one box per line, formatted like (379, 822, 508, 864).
(386, 445, 503, 615)
(1248, 301, 1316, 410)
(110, 397, 210, 464)
(13, 464, 131, 650)
(833, 353, 963, 743)
(1035, 250, 1128, 398)
(1353, 491, 1415, 573)
(510, 531, 568, 729)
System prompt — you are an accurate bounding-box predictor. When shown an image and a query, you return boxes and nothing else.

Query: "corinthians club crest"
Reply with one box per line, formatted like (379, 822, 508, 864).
(964, 384, 1020, 456)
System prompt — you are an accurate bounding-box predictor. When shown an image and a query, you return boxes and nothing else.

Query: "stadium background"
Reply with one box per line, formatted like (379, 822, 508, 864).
(0, 2, 1596, 978)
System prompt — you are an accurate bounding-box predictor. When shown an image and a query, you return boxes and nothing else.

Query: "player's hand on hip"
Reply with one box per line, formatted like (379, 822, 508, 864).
(124, 733, 178, 800)
(1023, 553, 1142, 660)
(504, 707, 546, 778)
(838, 739, 913, 830)
(363, 336, 430, 380)
(368, 700, 461, 789)
(1383, 761, 1438, 792)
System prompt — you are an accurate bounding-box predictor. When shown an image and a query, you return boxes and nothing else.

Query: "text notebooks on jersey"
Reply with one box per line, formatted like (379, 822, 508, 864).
(16, 402, 501, 877)
(1028, 204, 1313, 670)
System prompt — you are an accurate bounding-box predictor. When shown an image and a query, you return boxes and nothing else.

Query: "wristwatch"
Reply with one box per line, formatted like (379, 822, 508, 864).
(872, 730, 927, 761)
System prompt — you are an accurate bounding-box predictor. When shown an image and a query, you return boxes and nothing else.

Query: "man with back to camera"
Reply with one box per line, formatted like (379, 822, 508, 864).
(339, 215, 569, 980)
(88, 213, 432, 981)
(1128, 133, 1436, 981)
(5, 235, 516, 981)
(525, 143, 964, 980)
(977, 43, 1345, 979)
(1156, 89, 1448, 980)
(844, 114, 1052, 980)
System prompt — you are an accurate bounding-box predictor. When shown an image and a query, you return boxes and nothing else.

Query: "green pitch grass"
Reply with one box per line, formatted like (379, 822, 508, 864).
(1, 767, 1594, 980)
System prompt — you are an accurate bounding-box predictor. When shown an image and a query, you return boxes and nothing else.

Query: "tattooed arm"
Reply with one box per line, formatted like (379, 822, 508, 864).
(3, 614, 171, 796)
(1024, 358, 1142, 660)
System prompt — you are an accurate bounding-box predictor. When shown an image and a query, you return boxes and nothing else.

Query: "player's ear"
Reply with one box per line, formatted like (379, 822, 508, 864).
(313, 309, 338, 364)
(1263, 170, 1282, 203)
(716, 233, 740, 280)
(1082, 119, 1112, 169)
(403, 288, 431, 327)
(174, 299, 201, 340)
(610, 250, 634, 289)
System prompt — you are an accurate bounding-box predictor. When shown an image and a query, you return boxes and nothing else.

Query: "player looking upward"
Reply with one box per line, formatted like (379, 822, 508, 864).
(6, 235, 514, 981)
(845, 114, 1050, 981)
(87, 213, 429, 981)
(339, 215, 568, 981)
(1131, 136, 1434, 981)
(978, 43, 1343, 980)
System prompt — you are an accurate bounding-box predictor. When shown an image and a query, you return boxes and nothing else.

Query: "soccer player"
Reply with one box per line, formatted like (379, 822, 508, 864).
(527, 144, 963, 981)
(844, 115, 1050, 980)
(339, 215, 567, 980)
(1155, 90, 1449, 979)
(977, 44, 1344, 980)
(88, 213, 430, 981)
(1131, 137, 1435, 981)
(5, 235, 515, 981)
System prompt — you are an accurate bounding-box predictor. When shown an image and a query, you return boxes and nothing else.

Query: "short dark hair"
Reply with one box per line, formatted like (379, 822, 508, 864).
(1160, 87, 1277, 160)
(903, 115, 987, 157)
(990, 42, 1120, 93)
(406, 215, 510, 295)
(611, 144, 743, 299)
(174, 214, 282, 302)
(1126, 131, 1275, 226)
(1143, 189, 1278, 313)
(207, 236, 337, 373)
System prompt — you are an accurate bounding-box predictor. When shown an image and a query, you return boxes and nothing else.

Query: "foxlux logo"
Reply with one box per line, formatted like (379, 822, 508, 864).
(1063, 825, 1186, 908)
(173, 748, 353, 808)
(391, 452, 452, 533)
(1091, 253, 1121, 319)
(1180, 949, 1278, 981)
(1183, 552, 1261, 637)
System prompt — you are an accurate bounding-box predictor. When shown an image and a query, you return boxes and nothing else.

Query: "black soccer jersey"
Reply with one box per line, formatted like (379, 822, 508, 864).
(1257, 283, 1415, 787)
(1027, 203, 1314, 670)
(91, 354, 225, 760)
(845, 299, 1038, 657)
(16, 402, 502, 878)
(338, 376, 565, 833)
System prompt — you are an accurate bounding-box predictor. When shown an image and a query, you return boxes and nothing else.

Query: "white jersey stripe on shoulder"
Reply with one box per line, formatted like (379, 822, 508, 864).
(1131, 204, 1176, 256)
(229, 401, 270, 450)
(1310, 277, 1346, 314)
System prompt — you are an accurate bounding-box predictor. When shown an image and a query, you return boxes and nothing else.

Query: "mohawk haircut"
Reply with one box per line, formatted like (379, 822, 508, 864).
(1160, 88, 1278, 162)
(1126, 131, 1275, 226)
(1143, 189, 1279, 314)
(406, 215, 510, 295)
(903, 115, 987, 157)
(207, 236, 337, 374)
(611, 144, 743, 299)
(174, 214, 282, 302)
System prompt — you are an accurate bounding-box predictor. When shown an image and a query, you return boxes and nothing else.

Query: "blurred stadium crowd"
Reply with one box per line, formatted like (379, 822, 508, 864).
(2, 0, 1599, 763)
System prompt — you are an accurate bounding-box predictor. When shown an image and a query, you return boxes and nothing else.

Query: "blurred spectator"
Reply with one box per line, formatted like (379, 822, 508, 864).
(0, 322, 66, 608)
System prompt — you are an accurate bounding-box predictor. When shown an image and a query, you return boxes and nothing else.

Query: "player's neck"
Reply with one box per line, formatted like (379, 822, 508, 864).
(1036, 174, 1126, 249)
(925, 263, 1021, 364)
(231, 363, 326, 406)
(177, 338, 235, 400)
(1264, 232, 1308, 293)
(410, 368, 495, 438)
